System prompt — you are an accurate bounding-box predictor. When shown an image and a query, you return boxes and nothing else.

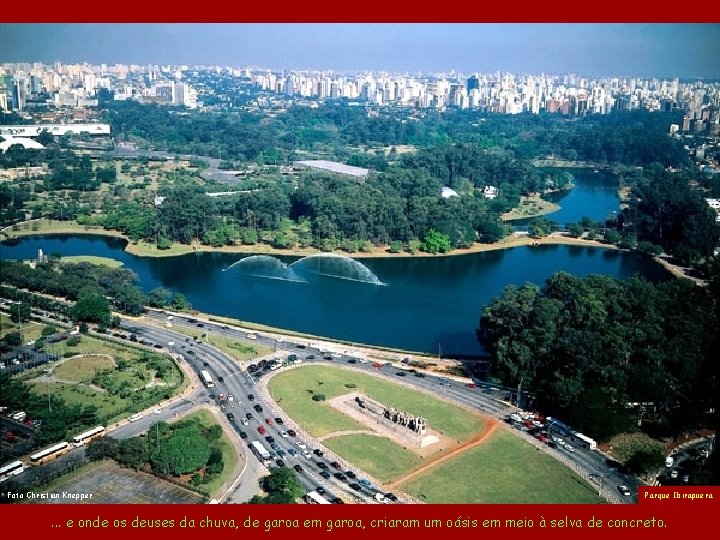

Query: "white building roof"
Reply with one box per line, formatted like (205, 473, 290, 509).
(294, 160, 369, 178)
(0, 136, 44, 152)
(441, 186, 459, 198)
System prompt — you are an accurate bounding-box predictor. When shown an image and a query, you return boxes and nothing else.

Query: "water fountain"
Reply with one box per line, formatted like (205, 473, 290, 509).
(224, 253, 383, 285)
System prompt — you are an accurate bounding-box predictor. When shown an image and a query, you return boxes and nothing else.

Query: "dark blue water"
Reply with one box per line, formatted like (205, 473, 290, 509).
(514, 169, 620, 227)
(1, 235, 669, 355)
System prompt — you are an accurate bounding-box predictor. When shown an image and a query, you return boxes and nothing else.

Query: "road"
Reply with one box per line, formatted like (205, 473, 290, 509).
(4, 304, 643, 504)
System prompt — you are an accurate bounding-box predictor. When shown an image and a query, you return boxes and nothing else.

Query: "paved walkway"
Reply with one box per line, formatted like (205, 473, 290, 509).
(317, 429, 378, 442)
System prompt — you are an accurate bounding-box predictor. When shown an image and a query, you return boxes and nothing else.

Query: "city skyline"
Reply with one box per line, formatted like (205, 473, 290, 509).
(1, 24, 720, 78)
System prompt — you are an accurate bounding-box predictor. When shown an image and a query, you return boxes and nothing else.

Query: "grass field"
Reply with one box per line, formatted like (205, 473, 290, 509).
(61, 255, 123, 268)
(400, 430, 604, 504)
(268, 365, 484, 441)
(0, 314, 45, 342)
(26, 335, 185, 424)
(53, 354, 115, 382)
(323, 434, 420, 482)
(172, 324, 273, 362)
(179, 409, 239, 497)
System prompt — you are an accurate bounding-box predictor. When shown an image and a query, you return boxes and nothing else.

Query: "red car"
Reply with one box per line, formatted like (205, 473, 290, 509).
(372, 362, 382, 368)
(265, 418, 273, 425)
(257, 425, 266, 434)
(465, 383, 476, 389)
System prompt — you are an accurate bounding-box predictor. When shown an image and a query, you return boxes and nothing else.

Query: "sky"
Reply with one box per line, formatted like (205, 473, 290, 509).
(1, 24, 719, 78)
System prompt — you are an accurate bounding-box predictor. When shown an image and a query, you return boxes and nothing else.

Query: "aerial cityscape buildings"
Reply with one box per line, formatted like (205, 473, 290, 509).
(1, 62, 718, 134)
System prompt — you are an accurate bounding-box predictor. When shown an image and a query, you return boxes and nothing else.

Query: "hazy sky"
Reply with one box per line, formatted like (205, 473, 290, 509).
(1, 24, 719, 78)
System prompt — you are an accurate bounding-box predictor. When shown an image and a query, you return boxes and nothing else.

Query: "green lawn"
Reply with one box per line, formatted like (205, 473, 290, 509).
(175, 409, 239, 497)
(29, 381, 127, 420)
(53, 354, 115, 382)
(268, 365, 484, 441)
(0, 314, 45, 342)
(43, 335, 138, 362)
(61, 255, 123, 268)
(400, 430, 605, 504)
(172, 324, 273, 362)
(323, 434, 420, 482)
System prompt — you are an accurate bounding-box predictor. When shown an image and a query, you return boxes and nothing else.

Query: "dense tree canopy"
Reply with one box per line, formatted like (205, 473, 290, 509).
(479, 272, 717, 441)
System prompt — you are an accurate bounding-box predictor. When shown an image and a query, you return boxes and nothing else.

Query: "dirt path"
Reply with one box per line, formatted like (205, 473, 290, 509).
(386, 418, 499, 489)
(317, 429, 378, 442)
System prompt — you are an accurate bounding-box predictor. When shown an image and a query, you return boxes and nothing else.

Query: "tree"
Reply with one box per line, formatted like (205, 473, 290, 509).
(420, 229, 452, 254)
(10, 303, 31, 324)
(79, 322, 89, 335)
(72, 293, 112, 325)
(86, 436, 120, 461)
(149, 287, 173, 308)
(171, 293, 191, 311)
(150, 427, 211, 476)
(117, 436, 150, 470)
(41, 325, 57, 337)
(35, 129, 55, 146)
(260, 467, 303, 502)
(4, 332, 22, 346)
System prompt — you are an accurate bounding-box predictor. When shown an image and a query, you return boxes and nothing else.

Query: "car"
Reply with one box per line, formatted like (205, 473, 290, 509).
(293, 465, 303, 473)
(413, 371, 426, 378)
(331, 497, 343, 504)
(618, 485, 631, 496)
(186, 350, 195, 355)
(270, 443, 279, 450)
(349, 483, 361, 491)
(241, 418, 249, 425)
(333, 472, 346, 481)
(296, 441, 307, 449)
(296, 344, 306, 349)
(280, 431, 288, 438)
(395, 371, 407, 377)
(275, 459, 285, 468)
(563, 443, 575, 453)
(217, 376, 224, 383)
(465, 382, 476, 389)
(287, 448, 297, 457)
(323, 355, 333, 360)
(682, 474, 690, 483)
(374, 493, 386, 502)
(384, 492, 398, 502)
(275, 417, 284, 425)
(345, 470, 356, 479)
(226, 413, 235, 420)
(359, 479, 373, 489)
(247, 394, 255, 401)
(401, 358, 410, 364)
(317, 462, 328, 469)
(287, 429, 296, 437)
(254, 404, 263, 412)
(670, 470, 678, 479)
(196, 323, 204, 328)
(265, 436, 275, 443)
(203, 362, 210, 367)
(306, 355, 315, 360)
(320, 471, 331, 479)
(347, 359, 357, 364)
(330, 461, 341, 469)
(239, 431, 247, 439)
(265, 418, 273, 425)
(257, 426, 266, 434)
(154, 408, 162, 414)
(302, 450, 312, 459)
(313, 448, 324, 456)
(372, 362, 382, 368)
(245, 413, 253, 420)
(277, 449, 286, 457)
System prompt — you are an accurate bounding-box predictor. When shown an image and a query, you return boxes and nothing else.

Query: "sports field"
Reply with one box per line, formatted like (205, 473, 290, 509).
(268, 364, 484, 440)
(399, 430, 604, 504)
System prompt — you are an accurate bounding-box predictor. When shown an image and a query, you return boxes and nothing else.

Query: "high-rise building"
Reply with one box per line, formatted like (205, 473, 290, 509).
(467, 75, 479, 91)
(12, 77, 26, 112)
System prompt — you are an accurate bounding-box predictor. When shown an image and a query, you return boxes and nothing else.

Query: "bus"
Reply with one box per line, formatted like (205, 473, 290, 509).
(250, 441, 271, 463)
(29, 441, 71, 466)
(72, 425, 106, 447)
(200, 370, 214, 388)
(0, 460, 25, 483)
(305, 491, 331, 504)
(572, 432, 598, 451)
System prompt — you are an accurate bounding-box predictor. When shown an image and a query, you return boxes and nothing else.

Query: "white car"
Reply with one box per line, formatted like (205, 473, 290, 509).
(241, 418, 248, 426)
(154, 408, 162, 415)
(670, 469, 678, 479)
(563, 443, 575, 453)
(280, 431, 288, 438)
(618, 485, 631, 496)
(374, 493, 386, 503)
(246, 334, 257, 340)
(227, 395, 234, 402)
(302, 450, 312, 459)
(296, 441, 307, 449)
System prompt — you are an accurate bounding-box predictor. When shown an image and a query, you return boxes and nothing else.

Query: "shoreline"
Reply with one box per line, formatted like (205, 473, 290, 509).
(2, 219, 618, 259)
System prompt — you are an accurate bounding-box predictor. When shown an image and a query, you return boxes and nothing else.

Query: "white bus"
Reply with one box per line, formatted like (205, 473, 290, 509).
(30, 441, 70, 466)
(250, 441, 271, 462)
(0, 460, 25, 483)
(72, 425, 106, 447)
(305, 491, 331, 504)
(572, 432, 598, 451)
(200, 370, 214, 388)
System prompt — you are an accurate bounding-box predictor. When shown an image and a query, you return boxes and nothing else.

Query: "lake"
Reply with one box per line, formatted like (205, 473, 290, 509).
(1, 234, 669, 356)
